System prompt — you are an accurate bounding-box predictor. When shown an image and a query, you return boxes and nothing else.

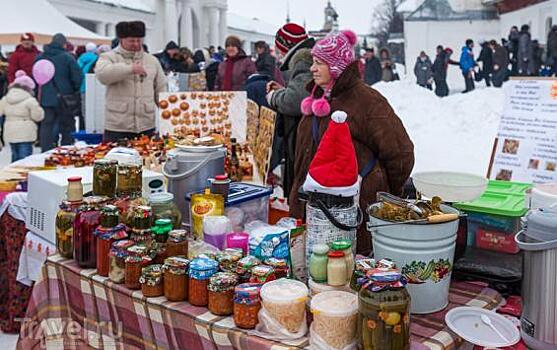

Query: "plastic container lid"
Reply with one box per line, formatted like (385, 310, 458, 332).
(524, 208, 557, 242)
(186, 182, 272, 206)
(308, 278, 352, 295)
(328, 250, 345, 258)
(486, 180, 532, 196)
(189, 257, 218, 272)
(454, 192, 527, 217)
(214, 175, 229, 181)
(311, 291, 358, 317)
(260, 278, 308, 304)
(313, 244, 330, 255)
(149, 192, 175, 204)
(331, 240, 352, 251)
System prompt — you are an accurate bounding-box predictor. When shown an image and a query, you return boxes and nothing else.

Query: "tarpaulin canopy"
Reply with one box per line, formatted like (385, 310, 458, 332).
(0, 0, 110, 45)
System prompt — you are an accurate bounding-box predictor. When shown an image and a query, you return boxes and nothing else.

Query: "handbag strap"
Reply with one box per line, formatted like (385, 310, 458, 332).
(314, 198, 363, 231)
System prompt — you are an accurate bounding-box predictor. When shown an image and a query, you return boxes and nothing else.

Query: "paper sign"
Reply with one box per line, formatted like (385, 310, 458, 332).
(254, 107, 277, 184)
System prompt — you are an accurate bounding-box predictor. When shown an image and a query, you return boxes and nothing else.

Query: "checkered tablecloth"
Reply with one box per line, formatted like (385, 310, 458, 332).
(17, 256, 503, 350)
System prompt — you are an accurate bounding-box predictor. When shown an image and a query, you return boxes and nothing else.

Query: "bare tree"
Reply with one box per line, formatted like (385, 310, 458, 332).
(372, 0, 405, 46)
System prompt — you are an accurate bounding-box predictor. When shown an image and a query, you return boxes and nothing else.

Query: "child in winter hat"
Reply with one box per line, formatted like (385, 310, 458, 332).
(0, 70, 44, 162)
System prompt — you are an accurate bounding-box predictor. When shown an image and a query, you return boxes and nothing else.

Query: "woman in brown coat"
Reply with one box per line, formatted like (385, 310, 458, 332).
(289, 30, 415, 255)
(215, 36, 256, 91)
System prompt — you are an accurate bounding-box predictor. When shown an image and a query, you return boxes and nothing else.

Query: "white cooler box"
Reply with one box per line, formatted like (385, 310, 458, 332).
(26, 167, 165, 244)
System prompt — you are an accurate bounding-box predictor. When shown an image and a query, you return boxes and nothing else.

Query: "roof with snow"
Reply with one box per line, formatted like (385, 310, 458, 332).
(227, 13, 276, 36)
(85, 0, 154, 13)
(398, 0, 425, 13)
(406, 0, 497, 21)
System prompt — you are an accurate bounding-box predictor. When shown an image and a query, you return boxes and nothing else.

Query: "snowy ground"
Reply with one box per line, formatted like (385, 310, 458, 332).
(373, 78, 503, 177)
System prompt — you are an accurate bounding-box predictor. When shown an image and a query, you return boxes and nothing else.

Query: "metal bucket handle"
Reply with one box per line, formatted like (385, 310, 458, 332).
(515, 230, 557, 251)
(314, 199, 363, 231)
(162, 153, 214, 180)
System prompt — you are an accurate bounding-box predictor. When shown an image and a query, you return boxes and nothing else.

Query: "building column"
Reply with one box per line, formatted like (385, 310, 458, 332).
(219, 8, 227, 46)
(96, 21, 107, 36)
(181, 5, 194, 49)
(208, 7, 219, 47)
(106, 23, 115, 38)
(165, 0, 178, 43)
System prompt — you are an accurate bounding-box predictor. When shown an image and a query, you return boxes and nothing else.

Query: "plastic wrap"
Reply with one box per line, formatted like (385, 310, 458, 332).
(246, 221, 290, 262)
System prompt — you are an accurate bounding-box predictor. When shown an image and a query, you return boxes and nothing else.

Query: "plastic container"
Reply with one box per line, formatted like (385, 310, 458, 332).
(203, 216, 231, 250)
(310, 291, 358, 350)
(531, 183, 557, 210)
(367, 203, 459, 314)
(226, 232, 249, 254)
(187, 183, 272, 231)
(412, 171, 488, 202)
(260, 278, 308, 333)
(71, 131, 103, 144)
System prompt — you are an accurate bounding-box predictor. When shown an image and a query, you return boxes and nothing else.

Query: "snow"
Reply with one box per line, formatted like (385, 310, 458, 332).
(227, 12, 277, 36)
(89, 0, 154, 13)
(397, 0, 425, 13)
(373, 78, 503, 177)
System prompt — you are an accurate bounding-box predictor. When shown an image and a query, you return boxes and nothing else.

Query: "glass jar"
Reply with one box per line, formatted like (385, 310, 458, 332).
(74, 196, 108, 268)
(236, 256, 261, 283)
(309, 244, 329, 283)
(216, 251, 242, 273)
(117, 163, 142, 197)
(152, 218, 173, 243)
(109, 239, 134, 283)
(66, 176, 83, 202)
(188, 257, 218, 307)
(56, 201, 81, 259)
(332, 240, 355, 281)
(166, 230, 189, 257)
(94, 205, 127, 277)
(358, 270, 411, 350)
(162, 256, 190, 301)
(113, 196, 148, 227)
(140, 264, 164, 298)
(208, 272, 239, 316)
(233, 283, 262, 329)
(249, 265, 276, 284)
(130, 206, 153, 243)
(265, 258, 288, 279)
(350, 259, 376, 292)
(149, 192, 182, 229)
(125, 255, 152, 290)
(327, 250, 347, 286)
(93, 159, 117, 197)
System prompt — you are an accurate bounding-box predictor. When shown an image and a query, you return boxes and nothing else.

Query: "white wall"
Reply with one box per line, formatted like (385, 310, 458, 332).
(226, 28, 275, 55)
(404, 19, 500, 91)
(499, 0, 556, 45)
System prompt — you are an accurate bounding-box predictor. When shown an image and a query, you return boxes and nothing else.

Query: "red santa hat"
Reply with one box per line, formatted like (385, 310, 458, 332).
(302, 111, 359, 197)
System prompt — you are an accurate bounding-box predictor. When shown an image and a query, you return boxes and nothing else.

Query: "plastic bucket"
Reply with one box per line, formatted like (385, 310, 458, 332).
(531, 183, 557, 210)
(367, 203, 459, 314)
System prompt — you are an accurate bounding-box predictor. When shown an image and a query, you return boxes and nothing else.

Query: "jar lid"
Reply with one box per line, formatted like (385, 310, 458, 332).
(355, 258, 376, 273)
(142, 264, 163, 278)
(209, 272, 239, 292)
(102, 205, 119, 215)
(251, 265, 275, 277)
(311, 291, 358, 317)
(125, 255, 152, 264)
(237, 256, 261, 270)
(331, 239, 352, 251)
(67, 176, 82, 182)
(168, 230, 188, 242)
(313, 244, 330, 255)
(190, 257, 218, 272)
(155, 218, 173, 226)
(265, 258, 287, 268)
(163, 256, 190, 270)
(234, 283, 262, 299)
(95, 224, 127, 240)
(82, 196, 109, 208)
(95, 159, 117, 165)
(328, 250, 345, 258)
(149, 192, 174, 204)
(134, 206, 153, 217)
(127, 244, 149, 256)
(260, 278, 308, 303)
(112, 239, 135, 250)
(223, 248, 244, 260)
(215, 175, 228, 181)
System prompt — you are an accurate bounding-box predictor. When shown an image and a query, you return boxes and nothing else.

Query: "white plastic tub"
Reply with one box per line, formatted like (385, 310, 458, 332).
(310, 291, 358, 350)
(260, 279, 308, 333)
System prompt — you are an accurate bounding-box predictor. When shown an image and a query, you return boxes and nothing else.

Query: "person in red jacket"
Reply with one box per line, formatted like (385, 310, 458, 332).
(8, 33, 40, 83)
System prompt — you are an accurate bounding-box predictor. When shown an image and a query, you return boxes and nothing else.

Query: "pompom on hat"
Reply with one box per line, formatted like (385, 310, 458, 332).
(311, 30, 358, 79)
(302, 111, 359, 197)
(11, 70, 36, 92)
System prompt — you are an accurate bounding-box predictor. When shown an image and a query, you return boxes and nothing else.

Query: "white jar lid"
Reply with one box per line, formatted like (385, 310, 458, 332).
(311, 291, 358, 317)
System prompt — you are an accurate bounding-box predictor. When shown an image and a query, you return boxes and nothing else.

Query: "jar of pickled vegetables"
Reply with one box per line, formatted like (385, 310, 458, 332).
(149, 192, 182, 229)
(130, 206, 153, 243)
(95, 205, 127, 277)
(358, 269, 411, 350)
(140, 264, 164, 297)
(331, 239, 355, 281)
(162, 256, 190, 301)
(309, 244, 329, 283)
(109, 239, 134, 283)
(93, 159, 117, 197)
(117, 163, 142, 197)
(249, 265, 276, 284)
(125, 255, 152, 290)
(188, 257, 218, 307)
(208, 272, 239, 316)
(265, 258, 288, 279)
(74, 196, 108, 268)
(233, 283, 262, 329)
(56, 201, 81, 259)
(166, 230, 189, 257)
(152, 218, 172, 243)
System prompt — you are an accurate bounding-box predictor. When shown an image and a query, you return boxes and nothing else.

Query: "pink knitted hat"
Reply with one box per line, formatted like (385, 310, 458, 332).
(311, 30, 358, 79)
(12, 70, 36, 91)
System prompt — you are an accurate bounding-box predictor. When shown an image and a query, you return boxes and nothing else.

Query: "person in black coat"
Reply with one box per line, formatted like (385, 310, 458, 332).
(491, 40, 509, 87)
(508, 26, 520, 76)
(477, 41, 494, 86)
(154, 41, 184, 73)
(532, 40, 543, 76)
(363, 48, 381, 85)
(254, 41, 276, 79)
(432, 45, 449, 97)
(193, 48, 219, 91)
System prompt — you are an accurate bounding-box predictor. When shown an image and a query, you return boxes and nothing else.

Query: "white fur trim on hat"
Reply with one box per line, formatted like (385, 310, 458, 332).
(86, 42, 97, 52)
(331, 110, 347, 123)
(302, 173, 359, 197)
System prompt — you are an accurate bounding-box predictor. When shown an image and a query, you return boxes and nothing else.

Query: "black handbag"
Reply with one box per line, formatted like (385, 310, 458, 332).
(52, 78, 81, 116)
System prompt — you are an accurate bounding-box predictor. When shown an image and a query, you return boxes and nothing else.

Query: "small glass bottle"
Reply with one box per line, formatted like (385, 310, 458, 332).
(331, 240, 355, 281)
(188, 258, 219, 307)
(233, 283, 262, 329)
(94, 205, 128, 277)
(309, 244, 329, 283)
(208, 272, 239, 316)
(93, 159, 118, 197)
(74, 196, 108, 268)
(327, 250, 347, 286)
(166, 230, 189, 257)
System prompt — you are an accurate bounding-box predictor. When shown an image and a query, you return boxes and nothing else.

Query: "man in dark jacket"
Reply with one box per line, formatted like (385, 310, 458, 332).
(154, 41, 183, 73)
(254, 41, 276, 79)
(35, 33, 82, 151)
(363, 48, 381, 85)
(548, 25, 557, 76)
(518, 25, 533, 76)
(266, 23, 314, 199)
(508, 26, 520, 76)
(490, 40, 509, 87)
(531, 40, 543, 76)
(432, 45, 450, 97)
(7, 33, 40, 83)
(477, 41, 493, 86)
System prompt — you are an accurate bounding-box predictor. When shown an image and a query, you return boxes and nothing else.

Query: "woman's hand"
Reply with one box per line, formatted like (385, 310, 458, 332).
(266, 80, 283, 93)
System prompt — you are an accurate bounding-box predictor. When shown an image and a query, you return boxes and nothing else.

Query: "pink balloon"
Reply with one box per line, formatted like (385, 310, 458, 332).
(32, 60, 55, 86)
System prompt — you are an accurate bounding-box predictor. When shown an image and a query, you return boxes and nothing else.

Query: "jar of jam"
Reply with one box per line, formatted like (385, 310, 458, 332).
(93, 159, 117, 197)
(249, 265, 276, 284)
(233, 283, 262, 329)
(140, 264, 164, 298)
(117, 163, 142, 197)
(358, 269, 411, 350)
(56, 200, 81, 259)
(94, 205, 127, 277)
(149, 192, 182, 229)
(152, 218, 172, 243)
(162, 256, 190, 301)
(264, 258, 288, 279)
(130, 206, 153, 244)
(109, 239, 134, 283)
(74, 196, 109, 268)
(125, 254, 152, 290)
(208, 272, 239, 316)
(188, 257, 218, 307)
(236, 256, 261, 283)
(166, 230, 188, 257)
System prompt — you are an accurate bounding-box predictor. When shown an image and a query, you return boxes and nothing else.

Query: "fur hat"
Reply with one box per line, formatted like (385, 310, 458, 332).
(20, 33, 35, 42)
(85, 42, 97, 52)
(275, 23, 308, 54)
(11, 70, 36, 92)
(225, 35, 242, 49)
(116, 21, 146, 39)
(311, 30, 358, 79)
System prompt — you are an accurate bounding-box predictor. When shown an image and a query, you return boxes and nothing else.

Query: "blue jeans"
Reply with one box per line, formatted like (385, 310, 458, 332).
(10, 142, 33, 162)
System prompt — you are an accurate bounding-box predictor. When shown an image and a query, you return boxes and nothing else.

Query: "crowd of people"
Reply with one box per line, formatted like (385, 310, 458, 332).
(412, 24, 557, 96)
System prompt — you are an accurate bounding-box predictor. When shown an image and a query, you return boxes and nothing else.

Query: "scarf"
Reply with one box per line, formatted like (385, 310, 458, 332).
(223, 55, 240, 91)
